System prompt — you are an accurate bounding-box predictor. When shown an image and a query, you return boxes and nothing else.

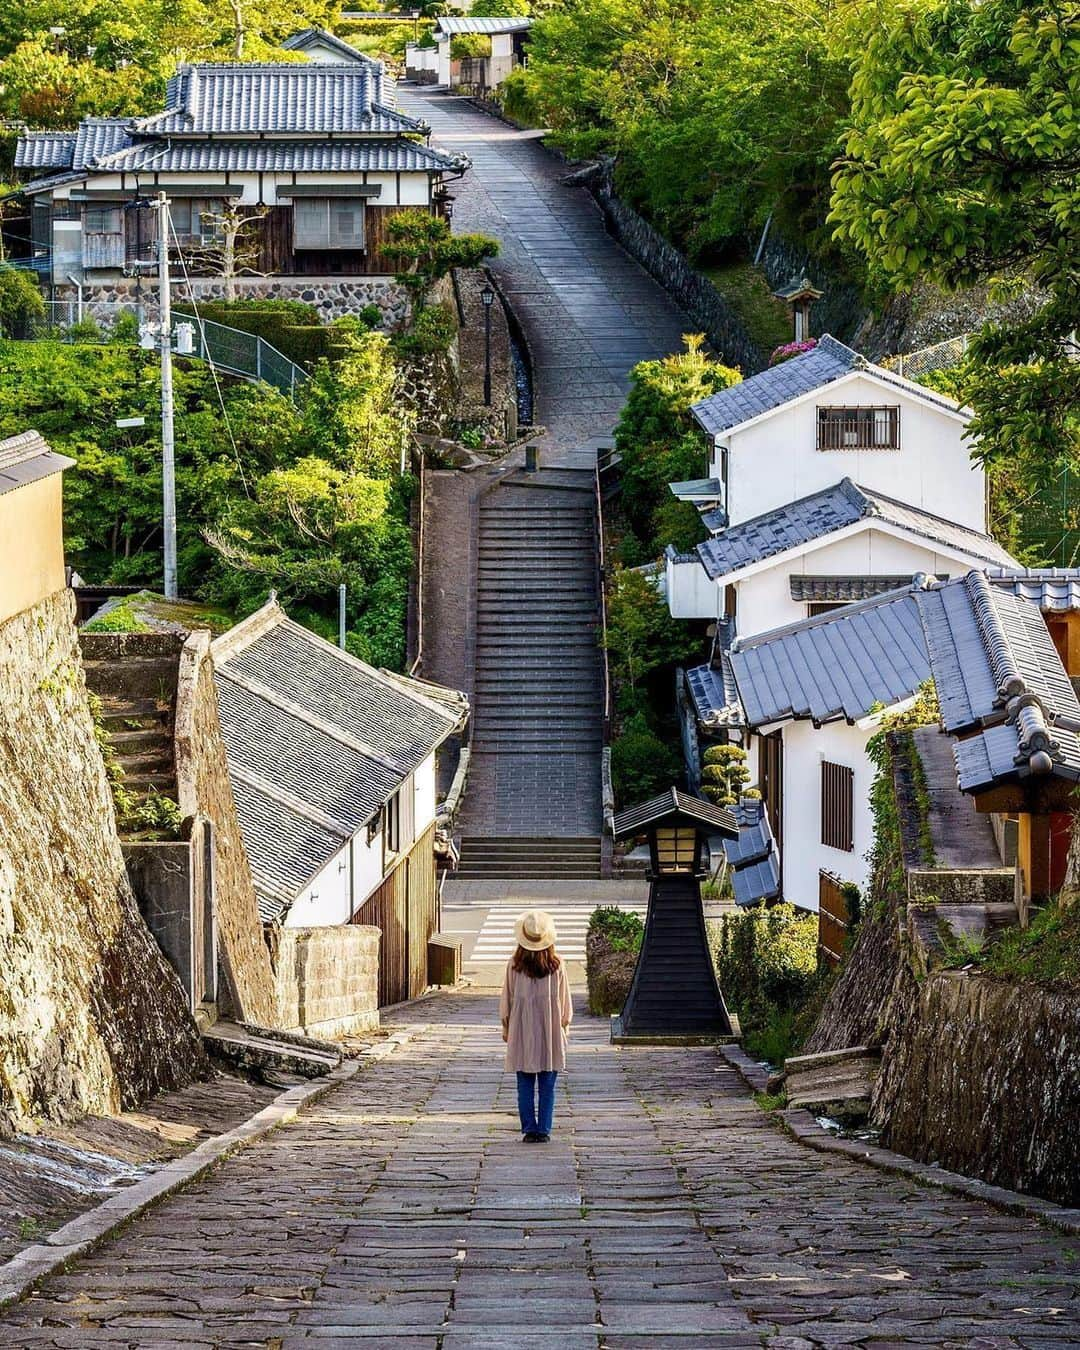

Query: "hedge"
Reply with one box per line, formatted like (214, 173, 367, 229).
(176, 300, 381, 369)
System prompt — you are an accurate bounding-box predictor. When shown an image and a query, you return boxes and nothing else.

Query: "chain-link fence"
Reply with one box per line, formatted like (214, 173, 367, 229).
(881, 334, 970, 380)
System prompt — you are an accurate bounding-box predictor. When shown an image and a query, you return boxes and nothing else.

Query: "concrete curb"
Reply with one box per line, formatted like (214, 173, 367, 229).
(0, 1027, 424, 1310)
(717, 1043, 1080, 1238)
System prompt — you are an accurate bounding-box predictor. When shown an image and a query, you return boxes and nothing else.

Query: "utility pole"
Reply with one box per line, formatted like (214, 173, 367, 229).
(157, 192, 178, 601)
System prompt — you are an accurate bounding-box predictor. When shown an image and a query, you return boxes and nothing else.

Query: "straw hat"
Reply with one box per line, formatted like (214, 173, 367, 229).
(514, 909, 557, 952)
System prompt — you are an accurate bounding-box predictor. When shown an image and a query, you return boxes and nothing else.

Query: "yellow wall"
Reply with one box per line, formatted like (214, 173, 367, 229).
(0, 474, 67, 626)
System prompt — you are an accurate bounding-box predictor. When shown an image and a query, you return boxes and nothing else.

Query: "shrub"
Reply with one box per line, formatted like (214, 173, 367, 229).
(393, 301, 457, 357)
(586, 906, 644, 1015)
(65, 316, 103, 344)
(610, 712, 682, 805)
(700, 742, 751, 805)
(451, 33, 492, 59)
(111, 310, 140, 344)
(176, 300, 337, 368)
(0, 267, 45, 337)
(715, 903, 820, 1064)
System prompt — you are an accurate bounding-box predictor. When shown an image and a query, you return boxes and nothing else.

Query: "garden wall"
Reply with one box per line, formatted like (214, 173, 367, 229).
(270, 926, 380, 1038)
(873, 969, 1080, 1206)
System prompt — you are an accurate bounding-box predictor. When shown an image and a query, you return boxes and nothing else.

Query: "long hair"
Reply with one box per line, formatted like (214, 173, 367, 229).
(512, 944, 561, 978)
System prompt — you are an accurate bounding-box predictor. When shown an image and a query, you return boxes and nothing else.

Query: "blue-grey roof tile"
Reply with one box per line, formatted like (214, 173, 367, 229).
(436, 15, 532, 32)
(281, 27, 381, 64)
(731, 852, 781, 907)
(96, 138, 463, 175)
(692, 334, 862, 436)
(987, 567, 1080, 613)
(696, 478, 1015, 581)
(691, 333, 962, 437)
(137, 63, 418, 135)
(731, 587, 931, 726)
(722, 798, 775, 869)
(14, 132, 76, 170)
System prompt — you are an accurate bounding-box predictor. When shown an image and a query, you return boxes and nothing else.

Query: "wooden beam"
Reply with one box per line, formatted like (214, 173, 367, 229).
(1018, 812, 1053, 903)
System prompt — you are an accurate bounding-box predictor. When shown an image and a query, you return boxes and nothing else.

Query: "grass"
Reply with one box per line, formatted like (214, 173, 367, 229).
(753, 1090, 787, 1113)
(975, 897, 1080, 991)
(699, 260, 793, 357)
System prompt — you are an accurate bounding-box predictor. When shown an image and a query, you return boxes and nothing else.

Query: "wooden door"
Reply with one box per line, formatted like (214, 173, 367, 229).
(759, 730, 783, 856)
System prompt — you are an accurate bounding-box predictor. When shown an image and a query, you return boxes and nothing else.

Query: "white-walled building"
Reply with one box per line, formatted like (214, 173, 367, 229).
(212, 600, 467, 1003)
(427, 16, 533, 90)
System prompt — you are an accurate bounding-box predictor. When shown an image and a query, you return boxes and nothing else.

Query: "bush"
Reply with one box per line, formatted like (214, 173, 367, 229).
(451, 33, 492, 59)
(65, 316, 103, 344)
(715, 903, 820, 1064)
(176, 300, 339, 368)
(610, 712, 682, 806)
(700, 742, 750, 806)
(0, 267, 45, 337)
(393, 302, 457, 357)
(586, 906, 644, 1015)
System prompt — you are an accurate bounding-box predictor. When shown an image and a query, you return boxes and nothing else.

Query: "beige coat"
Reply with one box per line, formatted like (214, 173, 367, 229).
(499, 961, 573, 1073)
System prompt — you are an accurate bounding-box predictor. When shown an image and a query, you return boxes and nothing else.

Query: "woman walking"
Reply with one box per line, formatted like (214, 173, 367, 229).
(500, 909, 573, 1143)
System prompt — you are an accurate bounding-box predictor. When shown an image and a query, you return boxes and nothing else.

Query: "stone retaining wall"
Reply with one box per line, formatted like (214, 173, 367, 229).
(583, 165, 763, 373)
(270, 926, 381, 1039)
(0, 590, 204, 1130)
(873, 969, 1080, 1206)
(55, 275, 410, 329)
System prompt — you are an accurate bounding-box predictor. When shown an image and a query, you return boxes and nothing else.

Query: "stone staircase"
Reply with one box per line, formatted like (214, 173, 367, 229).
(80, 639, 181, 831)
(457, 469, 605, 878)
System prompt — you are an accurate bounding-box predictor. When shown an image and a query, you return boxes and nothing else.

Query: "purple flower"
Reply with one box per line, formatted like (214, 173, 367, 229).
(769, 338, 818, 367)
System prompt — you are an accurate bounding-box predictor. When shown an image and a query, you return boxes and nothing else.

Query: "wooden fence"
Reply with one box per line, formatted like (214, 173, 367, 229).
(818, 870, 853, 966)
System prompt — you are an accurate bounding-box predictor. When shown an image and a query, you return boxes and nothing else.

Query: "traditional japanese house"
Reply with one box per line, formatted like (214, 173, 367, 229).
(211, 600, 468, 1006)
(12, 39, 466, 313)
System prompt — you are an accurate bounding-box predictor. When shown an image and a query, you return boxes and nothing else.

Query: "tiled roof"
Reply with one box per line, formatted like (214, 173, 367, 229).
(136, 64, 420, 135)
(0, 430, 75, 496)
(212, 604, 466, 921)
(685, 663, 743, 729)
(436, 16, 533, 33)
(986, 568, 1080, 613)
(917, 571, 1080, 793)
(613, 787, 737, 838)
(691, 333, 962, 437)
(281, 28, 380, 64)
(723, 800, 782, 906)
(692, 335, 863, 436)
(789, 574, 947, 603)
(95, 137, 464, 175)
(696, 478, 1015, 581)
(73, 119, 132, 169)
(14, 132, 76, 169)
(731, 586, 931, 727)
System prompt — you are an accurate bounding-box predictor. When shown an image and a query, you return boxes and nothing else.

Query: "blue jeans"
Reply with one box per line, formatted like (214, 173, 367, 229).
(516, 1070, 558, 1135)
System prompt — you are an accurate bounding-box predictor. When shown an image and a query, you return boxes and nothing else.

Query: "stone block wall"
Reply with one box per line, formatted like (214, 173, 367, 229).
(55, 275, 410, 330)
(174, 632, 278, 1026)
(270, 926, 381, 1038)
(873, 969, 1080, 1206)
(0, 590, 204, 1130)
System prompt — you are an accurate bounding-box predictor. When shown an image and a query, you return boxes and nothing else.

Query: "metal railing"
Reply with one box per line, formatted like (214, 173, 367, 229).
(179, 313, 308, 400)
(882, 334, 970, 380)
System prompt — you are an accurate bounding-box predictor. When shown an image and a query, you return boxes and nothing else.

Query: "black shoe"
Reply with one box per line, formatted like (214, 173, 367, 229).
(522, 1131, 541, 1142)
(536, 1132, 551, 1142)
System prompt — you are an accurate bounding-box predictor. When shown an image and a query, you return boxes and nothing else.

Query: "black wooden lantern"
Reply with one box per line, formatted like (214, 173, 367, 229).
(611, 788, 739, 1044)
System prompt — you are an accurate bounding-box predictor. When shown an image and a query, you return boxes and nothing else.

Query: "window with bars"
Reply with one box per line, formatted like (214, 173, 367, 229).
(821, 760, 854, 852)
(817, 406, 899, 450)
(293, 198, 366, 250)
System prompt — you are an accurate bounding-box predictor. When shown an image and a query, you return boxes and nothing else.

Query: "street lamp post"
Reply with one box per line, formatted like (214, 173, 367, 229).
(481, 283, 494, 407)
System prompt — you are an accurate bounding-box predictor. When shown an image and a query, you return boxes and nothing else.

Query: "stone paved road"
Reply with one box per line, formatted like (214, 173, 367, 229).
(398, 88, 691, 457)
(3, 990, 1078, 1347)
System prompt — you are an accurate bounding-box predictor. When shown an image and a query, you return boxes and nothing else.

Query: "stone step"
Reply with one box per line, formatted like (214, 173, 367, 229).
(106, 727, 171, 750)
(461, 836, 602, 851)
(204, 1021, 342, 1080)
(114, 746, 174, 774)
(96, 699, 171, 731)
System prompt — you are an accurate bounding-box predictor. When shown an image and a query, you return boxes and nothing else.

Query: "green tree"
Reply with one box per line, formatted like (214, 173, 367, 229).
(380, 210, 499, 309)
(603, 566, 698, 693)
(830, 0, 1079, 478)
(470, 0, 529, 15)
(0, 267, 45, 335)
(610, 712, 682, 806)
(614, 334, 740, 554)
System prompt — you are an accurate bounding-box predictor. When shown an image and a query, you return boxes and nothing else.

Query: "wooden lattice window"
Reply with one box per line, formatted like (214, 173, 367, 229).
(821, 760, 854, 851)
(817, 406, 900, 450)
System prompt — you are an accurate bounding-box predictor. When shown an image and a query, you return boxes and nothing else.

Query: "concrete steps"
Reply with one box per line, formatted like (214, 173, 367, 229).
(458, 836, 603, 879)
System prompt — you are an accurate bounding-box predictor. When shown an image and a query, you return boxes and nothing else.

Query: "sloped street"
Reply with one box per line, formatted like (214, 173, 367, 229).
(2, 989, 1077, 1347)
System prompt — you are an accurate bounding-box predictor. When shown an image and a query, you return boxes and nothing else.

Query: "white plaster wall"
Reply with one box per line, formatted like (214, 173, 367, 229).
(710, 373, 983, 532)
(61, 170, 433, 209)
(285, 826, 387, 928)
(438, 37, 452, 85)
(414, 752, 437, 833)
(490, 34, 516, 85)
(778, 719, 876, 913)
(667, 553, 721, 620)
(733, 528, 973, 640)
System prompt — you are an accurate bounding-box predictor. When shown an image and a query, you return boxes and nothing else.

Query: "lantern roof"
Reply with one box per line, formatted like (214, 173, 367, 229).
(612, 787, 738, 839)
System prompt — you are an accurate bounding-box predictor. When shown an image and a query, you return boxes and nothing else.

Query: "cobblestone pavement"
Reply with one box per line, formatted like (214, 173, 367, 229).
(397, 88, 690, 458)
(3, 989, 1078, 1347)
